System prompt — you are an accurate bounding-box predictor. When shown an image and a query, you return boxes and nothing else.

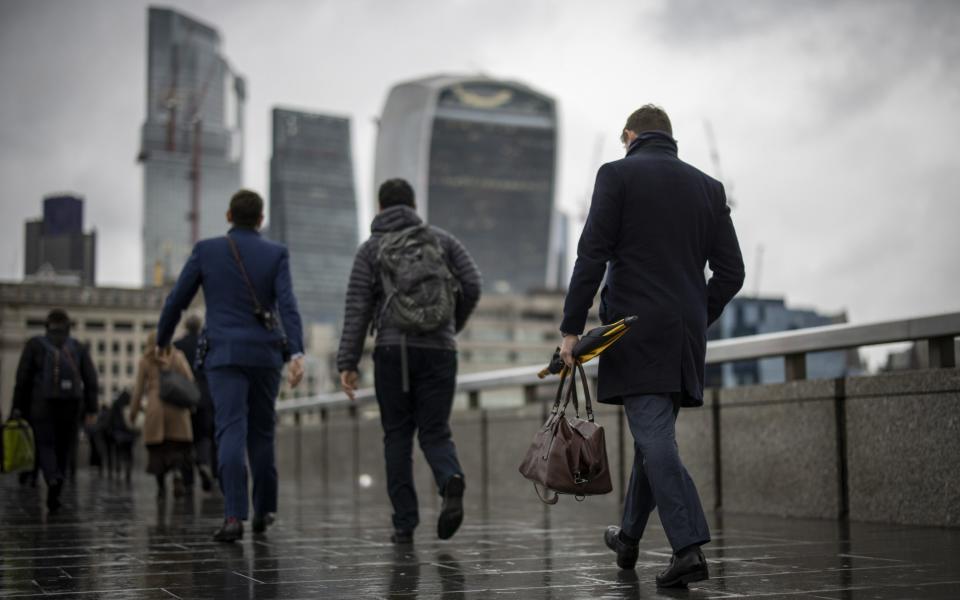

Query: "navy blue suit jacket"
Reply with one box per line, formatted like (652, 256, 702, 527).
(561, 132, 744, 406)
(157, 227, 304, 370)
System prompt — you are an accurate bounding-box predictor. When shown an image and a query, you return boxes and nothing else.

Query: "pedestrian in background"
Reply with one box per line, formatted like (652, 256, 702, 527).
(128, 332, 194, 499)
(12, 309, 98, 512)
(174, 314, 216, 492)
(337, 178, 482, 545)
(156, 189, 304, 542)
(560, 105, 744, 587)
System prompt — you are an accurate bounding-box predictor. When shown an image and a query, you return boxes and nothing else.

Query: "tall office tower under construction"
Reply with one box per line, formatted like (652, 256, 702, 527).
(138, 7, 245, 286)
(374, 75, 558, 294)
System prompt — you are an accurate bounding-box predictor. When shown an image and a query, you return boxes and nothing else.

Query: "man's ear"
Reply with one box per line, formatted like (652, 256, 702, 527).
(226, 209, 233, 224)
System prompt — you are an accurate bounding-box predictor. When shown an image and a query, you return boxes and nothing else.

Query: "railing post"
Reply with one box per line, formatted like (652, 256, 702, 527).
(480, 409, 489, 506)
(785, 353, 807, 381)
(468, 390, 480, 410)
(928, 336, 957, 368)
(523, 384, 537, 406)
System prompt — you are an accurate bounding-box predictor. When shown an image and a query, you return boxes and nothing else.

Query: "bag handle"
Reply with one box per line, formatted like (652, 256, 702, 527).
(549, 367, 568, 417)
(576, 361, 595, 422)
(533, 481, 559, 505)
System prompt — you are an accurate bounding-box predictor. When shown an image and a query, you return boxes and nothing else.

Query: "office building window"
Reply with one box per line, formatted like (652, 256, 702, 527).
(97, 341, 106, 354)
(126, 342, 135, 355)
(112, 363, 119, 376)
(114, 321, 134, 332)
(126, 363, 134, 376)
(85, 321, 106, 331)
(112, 341, 120, 354)
(26, 319, 46, 329)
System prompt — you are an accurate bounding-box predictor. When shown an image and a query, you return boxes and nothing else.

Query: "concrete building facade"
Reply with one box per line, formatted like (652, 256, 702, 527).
(0, 282, 202, 417)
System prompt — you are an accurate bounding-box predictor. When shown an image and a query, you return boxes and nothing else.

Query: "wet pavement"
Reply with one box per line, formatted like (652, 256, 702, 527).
(2, 436, 959, 599)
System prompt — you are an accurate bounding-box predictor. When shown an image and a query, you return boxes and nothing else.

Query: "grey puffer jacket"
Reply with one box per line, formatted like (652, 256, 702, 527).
(336, 206, 482, 373)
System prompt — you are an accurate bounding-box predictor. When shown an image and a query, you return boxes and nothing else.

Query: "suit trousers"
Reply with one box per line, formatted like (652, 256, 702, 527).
(374, 346, 464, 532)
(621, 393, 711, 552)
(206, 365, 282, 520)
(33, 412, 79, 487)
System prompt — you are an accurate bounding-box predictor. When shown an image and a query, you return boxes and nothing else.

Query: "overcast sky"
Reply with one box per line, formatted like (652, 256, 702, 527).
(2, 0, 958, 338)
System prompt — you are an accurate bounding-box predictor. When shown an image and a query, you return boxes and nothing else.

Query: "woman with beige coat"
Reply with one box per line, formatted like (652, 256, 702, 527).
(129, 332, 194, 498)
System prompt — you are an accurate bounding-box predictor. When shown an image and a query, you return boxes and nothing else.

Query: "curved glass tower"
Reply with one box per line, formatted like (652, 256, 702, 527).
(374, 75, 558, 294)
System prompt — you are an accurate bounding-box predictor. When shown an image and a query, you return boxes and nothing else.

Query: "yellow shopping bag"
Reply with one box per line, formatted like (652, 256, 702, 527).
(2, 414, 36, 473)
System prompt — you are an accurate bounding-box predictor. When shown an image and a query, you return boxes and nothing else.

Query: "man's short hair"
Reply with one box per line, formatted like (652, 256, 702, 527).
(229, 189, 264, 228)
(46, 308, 70, 330)
(378, 178, 415, 210)
(622, 104, 672, 143)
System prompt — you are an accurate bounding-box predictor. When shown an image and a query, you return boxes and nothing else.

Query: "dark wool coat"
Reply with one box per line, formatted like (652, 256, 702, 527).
(561, 132, 745, 407)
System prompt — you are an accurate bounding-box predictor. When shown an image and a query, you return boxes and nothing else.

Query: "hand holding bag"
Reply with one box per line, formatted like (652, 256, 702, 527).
(518, 362, 613, 504)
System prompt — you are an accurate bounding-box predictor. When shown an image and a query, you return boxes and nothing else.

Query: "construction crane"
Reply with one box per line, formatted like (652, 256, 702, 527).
(703, 120, 736, 209)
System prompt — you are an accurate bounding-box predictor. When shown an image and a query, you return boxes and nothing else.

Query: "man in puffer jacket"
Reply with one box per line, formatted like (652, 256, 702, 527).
(337, 178, 482, 545)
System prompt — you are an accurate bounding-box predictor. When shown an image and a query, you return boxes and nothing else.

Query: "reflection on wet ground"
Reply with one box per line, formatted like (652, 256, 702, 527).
(1, 439, 958, 599)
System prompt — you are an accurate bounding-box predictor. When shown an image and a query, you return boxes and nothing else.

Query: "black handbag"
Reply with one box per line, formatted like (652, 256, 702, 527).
(159, 369, 201, 410)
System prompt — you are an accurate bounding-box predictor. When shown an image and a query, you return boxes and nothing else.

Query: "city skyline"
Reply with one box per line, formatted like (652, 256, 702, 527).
(1, 1, 959, 331)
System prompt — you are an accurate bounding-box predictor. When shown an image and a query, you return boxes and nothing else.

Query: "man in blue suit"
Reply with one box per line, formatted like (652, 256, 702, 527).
(157, 189, 305, 542)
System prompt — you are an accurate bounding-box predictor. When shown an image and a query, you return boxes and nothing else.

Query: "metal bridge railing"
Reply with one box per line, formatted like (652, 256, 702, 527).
(276, 310, 960, 416)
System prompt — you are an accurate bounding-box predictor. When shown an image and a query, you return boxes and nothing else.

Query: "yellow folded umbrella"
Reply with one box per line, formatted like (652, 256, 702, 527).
(538, 316, 638, 378)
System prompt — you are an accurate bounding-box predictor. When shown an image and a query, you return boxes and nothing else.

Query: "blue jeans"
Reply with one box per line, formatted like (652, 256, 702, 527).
(206, 365, 282, 520)
(621, 393, 711, 552)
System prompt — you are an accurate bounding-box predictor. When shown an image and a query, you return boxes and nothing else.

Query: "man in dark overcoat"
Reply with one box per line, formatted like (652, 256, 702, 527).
(560, 105, 744, 587)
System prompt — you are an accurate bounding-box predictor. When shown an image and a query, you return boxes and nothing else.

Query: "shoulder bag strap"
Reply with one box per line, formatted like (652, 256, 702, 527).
(226, 235, 264, 314)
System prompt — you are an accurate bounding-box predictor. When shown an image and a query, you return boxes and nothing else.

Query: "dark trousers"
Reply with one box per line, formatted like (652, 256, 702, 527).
(621, 393, 711, 552)
(374, 346, 463, 532)
(33, 416, 78, 487)
(206, 365, 282, 520)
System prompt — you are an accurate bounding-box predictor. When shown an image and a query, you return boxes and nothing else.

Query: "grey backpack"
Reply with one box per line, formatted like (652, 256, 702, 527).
(376, 225, 459, 334)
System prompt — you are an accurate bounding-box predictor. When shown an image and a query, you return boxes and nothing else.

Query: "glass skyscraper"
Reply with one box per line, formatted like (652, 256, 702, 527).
(374, 75, 558, 294)
(269, 108, 358, 326)
(139, 7, 245, 286)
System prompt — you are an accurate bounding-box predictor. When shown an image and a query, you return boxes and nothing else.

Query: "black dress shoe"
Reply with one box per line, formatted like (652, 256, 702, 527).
(438, 475, 465, 540)
(46, 481, 64, 513)
(656, 546, 709, 588)
(252, 513, 275, 534)
(391, 529, 414, 544)
(604, 526, 639, 570)
(213, 517, 244, 543)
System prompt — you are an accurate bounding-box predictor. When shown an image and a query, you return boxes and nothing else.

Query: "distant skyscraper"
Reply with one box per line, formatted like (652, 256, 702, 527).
(374, 75, 558, 294)
(138, 7, 245, 286)
(269, 108, 358, 325)
(24, 194, 96, 286)
(706, 297, 863, 386)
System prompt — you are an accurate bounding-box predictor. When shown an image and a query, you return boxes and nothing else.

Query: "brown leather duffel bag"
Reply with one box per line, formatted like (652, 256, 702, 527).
(518, 362, 613, 504)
